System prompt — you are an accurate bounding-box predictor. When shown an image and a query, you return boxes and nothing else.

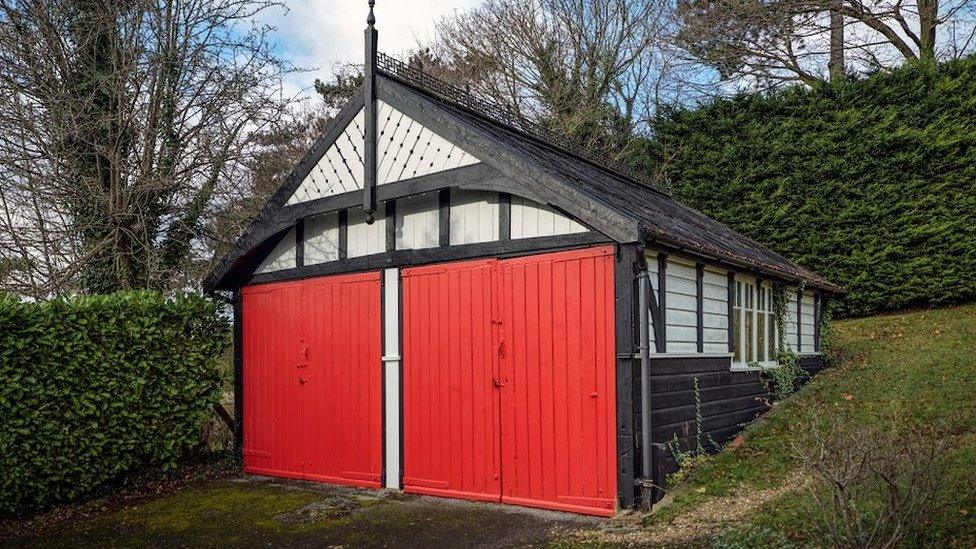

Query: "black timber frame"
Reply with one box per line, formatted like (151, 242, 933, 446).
(615, 244, 640, 509)
(245, 232, 611, 287)
(232, 291, 244, 455)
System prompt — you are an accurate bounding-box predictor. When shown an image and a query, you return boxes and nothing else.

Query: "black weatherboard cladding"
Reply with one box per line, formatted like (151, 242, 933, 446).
(645, 354, 824, 502)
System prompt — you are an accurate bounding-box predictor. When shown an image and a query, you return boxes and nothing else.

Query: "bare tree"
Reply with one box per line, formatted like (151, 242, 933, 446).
(678, 0, 976, 87)
(428, 0, 697, 158)
(0, 0, 294, 297)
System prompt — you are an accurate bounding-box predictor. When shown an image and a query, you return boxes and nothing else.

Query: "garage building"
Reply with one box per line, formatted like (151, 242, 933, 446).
(204, 14, 840, 516)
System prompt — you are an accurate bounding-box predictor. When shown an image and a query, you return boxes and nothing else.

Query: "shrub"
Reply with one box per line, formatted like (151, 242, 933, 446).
(0, 291, 230, 515)
(793, 412, 963, 547)
(640, 58, 976, 317)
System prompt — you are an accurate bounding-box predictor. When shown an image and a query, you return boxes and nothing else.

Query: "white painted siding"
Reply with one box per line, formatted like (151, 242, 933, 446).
(702, 267, 729, 354)
(254, 227, 296, 273)
(801, 291, 816, 351)
(395, 193, 439, 250)
(347, 206, 386, 258)
(646, 252, 659, 349)
(287, 101, 480, 205)
(304, 212, 340, 265)
(510, 195, 586, 239)
(450, 190, 498, 245)
(784, 292, 799, 352)
(665, 258, 699, 353)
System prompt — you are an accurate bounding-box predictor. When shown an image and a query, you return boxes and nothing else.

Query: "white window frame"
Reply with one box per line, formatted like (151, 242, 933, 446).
(732, 275, 777, 370)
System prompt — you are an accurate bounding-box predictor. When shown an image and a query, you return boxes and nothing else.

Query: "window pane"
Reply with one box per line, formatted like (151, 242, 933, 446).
(770, 314, 778, 358)
(733, 308, 741, 362)
(758, 314, 767, 362)
(745, 310, 754, 363)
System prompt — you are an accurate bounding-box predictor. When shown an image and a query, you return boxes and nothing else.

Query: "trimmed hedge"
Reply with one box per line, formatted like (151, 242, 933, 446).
(0, 292, 230, 515)
(640, 58, 976, 317)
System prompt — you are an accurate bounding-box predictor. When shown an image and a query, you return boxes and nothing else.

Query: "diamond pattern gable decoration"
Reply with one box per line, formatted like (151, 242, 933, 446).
(286, 101, 480, 205)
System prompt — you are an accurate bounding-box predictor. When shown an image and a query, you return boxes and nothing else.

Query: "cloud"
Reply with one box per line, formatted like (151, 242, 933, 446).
(263, 0, 478, 97)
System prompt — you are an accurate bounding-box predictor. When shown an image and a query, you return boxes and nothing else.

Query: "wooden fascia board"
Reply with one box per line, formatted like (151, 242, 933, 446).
(644, 237, 844, 295)
(376, 75, 640, 244)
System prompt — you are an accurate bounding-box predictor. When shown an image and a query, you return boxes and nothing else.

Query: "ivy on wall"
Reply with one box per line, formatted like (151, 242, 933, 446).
(638, 58, 976, 317)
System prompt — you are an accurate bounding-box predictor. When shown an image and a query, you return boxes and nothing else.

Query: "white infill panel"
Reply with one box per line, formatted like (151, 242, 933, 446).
(702, 267, 729, 353)
(287, 109, 365, 204)
(286, 102, 480, 205)
(784, 290, 799, 352)
(665, 258, 699, 353)
(304, 212, 340, 265)
(347, 206, 386, 258)
(377, 100, 478, 184)
(801, 291, 816, 351)
(510, 195, 586, 238)
(646, 251, 659, 350)
(383, 267, 401, 489)
(395, 193, 439, 250)
(450, 190, 499, 245)
(254, 227, 296, 273)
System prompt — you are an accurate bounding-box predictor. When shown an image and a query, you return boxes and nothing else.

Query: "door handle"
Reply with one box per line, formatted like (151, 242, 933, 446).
(492, 378, 506, 388)
(299, 376, 310, 384)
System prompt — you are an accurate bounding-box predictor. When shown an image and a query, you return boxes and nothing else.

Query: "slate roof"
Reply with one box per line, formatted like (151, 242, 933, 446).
(378, 66, 841, 293)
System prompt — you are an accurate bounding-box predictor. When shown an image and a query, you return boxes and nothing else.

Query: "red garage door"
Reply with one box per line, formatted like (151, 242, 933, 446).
(241, 272, 382, 488)
(402, 246, 617, 516)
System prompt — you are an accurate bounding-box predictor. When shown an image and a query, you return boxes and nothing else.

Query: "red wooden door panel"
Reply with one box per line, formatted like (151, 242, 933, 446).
(498, 246, 617, 516)
(241, 272, 382, 488)
(401, 259, 502, 502)
(400, 246, 617, 517)
(241, 281, 305, 479)
(303, 272, 383, 488)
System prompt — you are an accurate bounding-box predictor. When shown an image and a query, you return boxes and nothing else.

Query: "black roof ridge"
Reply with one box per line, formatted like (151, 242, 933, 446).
(376, 52, 670, 198)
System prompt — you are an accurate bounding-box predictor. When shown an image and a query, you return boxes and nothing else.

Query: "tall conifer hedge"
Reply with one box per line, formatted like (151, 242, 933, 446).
(643, 59, 976, 316)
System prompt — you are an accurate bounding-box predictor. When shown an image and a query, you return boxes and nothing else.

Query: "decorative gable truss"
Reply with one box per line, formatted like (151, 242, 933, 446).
(286, 101, 480, 205)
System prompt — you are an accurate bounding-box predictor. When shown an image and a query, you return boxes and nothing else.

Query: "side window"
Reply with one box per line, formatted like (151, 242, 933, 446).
(733, 277, 777, 366)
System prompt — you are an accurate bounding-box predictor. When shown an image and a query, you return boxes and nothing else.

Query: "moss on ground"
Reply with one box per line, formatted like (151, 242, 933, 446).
(16, 479, 588, 548)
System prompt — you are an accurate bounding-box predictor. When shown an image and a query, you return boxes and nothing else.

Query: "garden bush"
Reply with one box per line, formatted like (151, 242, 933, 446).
(638, 58, 976, 317)
(0, 291, 230, 515)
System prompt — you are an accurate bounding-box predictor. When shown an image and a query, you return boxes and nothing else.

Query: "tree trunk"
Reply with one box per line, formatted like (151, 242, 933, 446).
(828, 9, 845, 81)
(918, 0, 938, 61)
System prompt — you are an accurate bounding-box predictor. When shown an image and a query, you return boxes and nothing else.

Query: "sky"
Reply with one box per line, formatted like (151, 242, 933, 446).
(261, 0, 480, 98)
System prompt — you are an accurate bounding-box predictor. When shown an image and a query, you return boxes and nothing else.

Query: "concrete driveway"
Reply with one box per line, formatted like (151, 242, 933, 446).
(13, 476, 605, 548)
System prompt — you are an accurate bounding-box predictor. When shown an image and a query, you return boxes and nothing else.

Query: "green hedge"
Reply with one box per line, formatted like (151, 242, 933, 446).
(0, 292, 230, 515)
(639, 58, 976, 317)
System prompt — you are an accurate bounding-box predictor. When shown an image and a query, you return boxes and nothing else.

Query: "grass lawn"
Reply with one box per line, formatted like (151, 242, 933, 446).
(578, 304, 976, 547)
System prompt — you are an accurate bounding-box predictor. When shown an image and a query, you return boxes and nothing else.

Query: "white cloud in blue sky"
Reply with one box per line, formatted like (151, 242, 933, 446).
(262, 0, 479, 98)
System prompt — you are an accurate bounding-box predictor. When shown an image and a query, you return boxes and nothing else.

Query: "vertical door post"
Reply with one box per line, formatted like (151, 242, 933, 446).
(614, 244, 639, 509)
(382, 268, 402, 489)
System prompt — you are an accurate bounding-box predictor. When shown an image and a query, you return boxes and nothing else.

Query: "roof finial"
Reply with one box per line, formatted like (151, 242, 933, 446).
(367, 0, 375, 27)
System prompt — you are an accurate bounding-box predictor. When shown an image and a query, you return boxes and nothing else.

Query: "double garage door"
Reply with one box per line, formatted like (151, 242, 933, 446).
(241, 246, 617, 516)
